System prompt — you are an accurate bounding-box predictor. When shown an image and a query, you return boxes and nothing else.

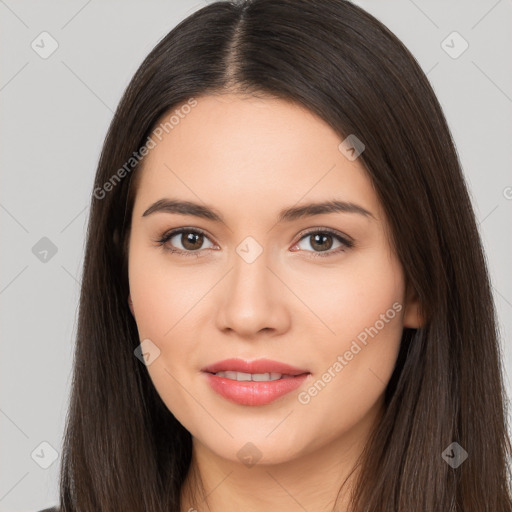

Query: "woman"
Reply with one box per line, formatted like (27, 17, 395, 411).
(43, 0, 512, 510)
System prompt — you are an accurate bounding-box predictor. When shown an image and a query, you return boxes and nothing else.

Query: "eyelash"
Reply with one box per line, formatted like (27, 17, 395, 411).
(154, 227, 354, 259)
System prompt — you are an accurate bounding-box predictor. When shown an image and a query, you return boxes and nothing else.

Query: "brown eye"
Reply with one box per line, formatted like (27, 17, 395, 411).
(180, 231, 205, 251)
(157, 228, 215, 255)
(293, 229, 353, 257)
(309, 233, 334, 252)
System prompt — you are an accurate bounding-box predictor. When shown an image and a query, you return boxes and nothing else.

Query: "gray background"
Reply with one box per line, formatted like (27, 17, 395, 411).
(1, 0, 511, 510)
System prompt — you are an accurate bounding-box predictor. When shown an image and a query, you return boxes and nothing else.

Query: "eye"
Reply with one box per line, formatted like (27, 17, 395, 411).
(154, 227, 353, 258)
(292, 228, 353, 258)
(155, 228, 216, 257)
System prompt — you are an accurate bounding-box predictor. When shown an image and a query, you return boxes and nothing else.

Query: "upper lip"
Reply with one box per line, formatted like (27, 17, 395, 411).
(201, 358, 310, 376)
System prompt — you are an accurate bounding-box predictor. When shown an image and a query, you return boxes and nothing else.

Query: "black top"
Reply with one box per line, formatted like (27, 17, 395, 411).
(39, 508, 58, 512)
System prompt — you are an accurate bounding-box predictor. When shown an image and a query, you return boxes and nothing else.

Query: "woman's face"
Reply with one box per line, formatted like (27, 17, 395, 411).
(127, 93, 421, 465)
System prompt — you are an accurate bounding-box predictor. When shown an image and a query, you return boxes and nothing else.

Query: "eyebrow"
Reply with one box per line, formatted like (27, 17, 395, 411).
(142, 198, 375, 222)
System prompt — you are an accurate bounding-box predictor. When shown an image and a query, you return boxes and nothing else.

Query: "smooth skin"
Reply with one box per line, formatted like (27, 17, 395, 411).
(127, 93, 423, 512)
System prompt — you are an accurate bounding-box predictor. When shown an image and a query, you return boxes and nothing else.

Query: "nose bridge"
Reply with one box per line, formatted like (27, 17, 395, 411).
(232, 243, 271, 297)
(215, 238, 289, 335)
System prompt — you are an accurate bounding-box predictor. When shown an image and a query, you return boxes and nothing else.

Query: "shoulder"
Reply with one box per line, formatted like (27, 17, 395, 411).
(38, 507, 59, 512)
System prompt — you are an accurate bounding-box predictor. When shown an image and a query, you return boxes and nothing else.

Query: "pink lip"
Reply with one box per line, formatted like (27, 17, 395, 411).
(201, 358, 311, 406)
(201, 358, 309, 376)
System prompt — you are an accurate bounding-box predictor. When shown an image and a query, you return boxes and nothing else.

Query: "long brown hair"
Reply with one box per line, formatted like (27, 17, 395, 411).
(58, 0, 512, 510)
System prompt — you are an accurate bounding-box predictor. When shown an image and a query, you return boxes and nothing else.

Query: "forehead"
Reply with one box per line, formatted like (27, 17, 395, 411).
(132, 93, 382, 222)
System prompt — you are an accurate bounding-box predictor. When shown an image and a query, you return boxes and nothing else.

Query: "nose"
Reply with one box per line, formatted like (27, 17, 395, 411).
(215, 249, 291, 339)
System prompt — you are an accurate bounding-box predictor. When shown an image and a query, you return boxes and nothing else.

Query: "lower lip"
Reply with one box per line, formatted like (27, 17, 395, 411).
(203, 372, 310, 406)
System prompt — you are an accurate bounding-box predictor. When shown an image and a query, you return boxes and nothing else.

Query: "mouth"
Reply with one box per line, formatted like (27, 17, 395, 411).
(207, 371, 305, 381)
(201, 357, 309, 376)
(201, 358, 311, 406)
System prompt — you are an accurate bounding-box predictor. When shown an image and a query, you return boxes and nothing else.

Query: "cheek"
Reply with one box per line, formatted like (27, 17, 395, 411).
(128, 241, 208, 340)
(294, 251, 405, 427)
(291, 247, 405, 351)
(290, 262, 406, 458)
(327, 269, 404, 356)
(128, 247, 205, 428)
